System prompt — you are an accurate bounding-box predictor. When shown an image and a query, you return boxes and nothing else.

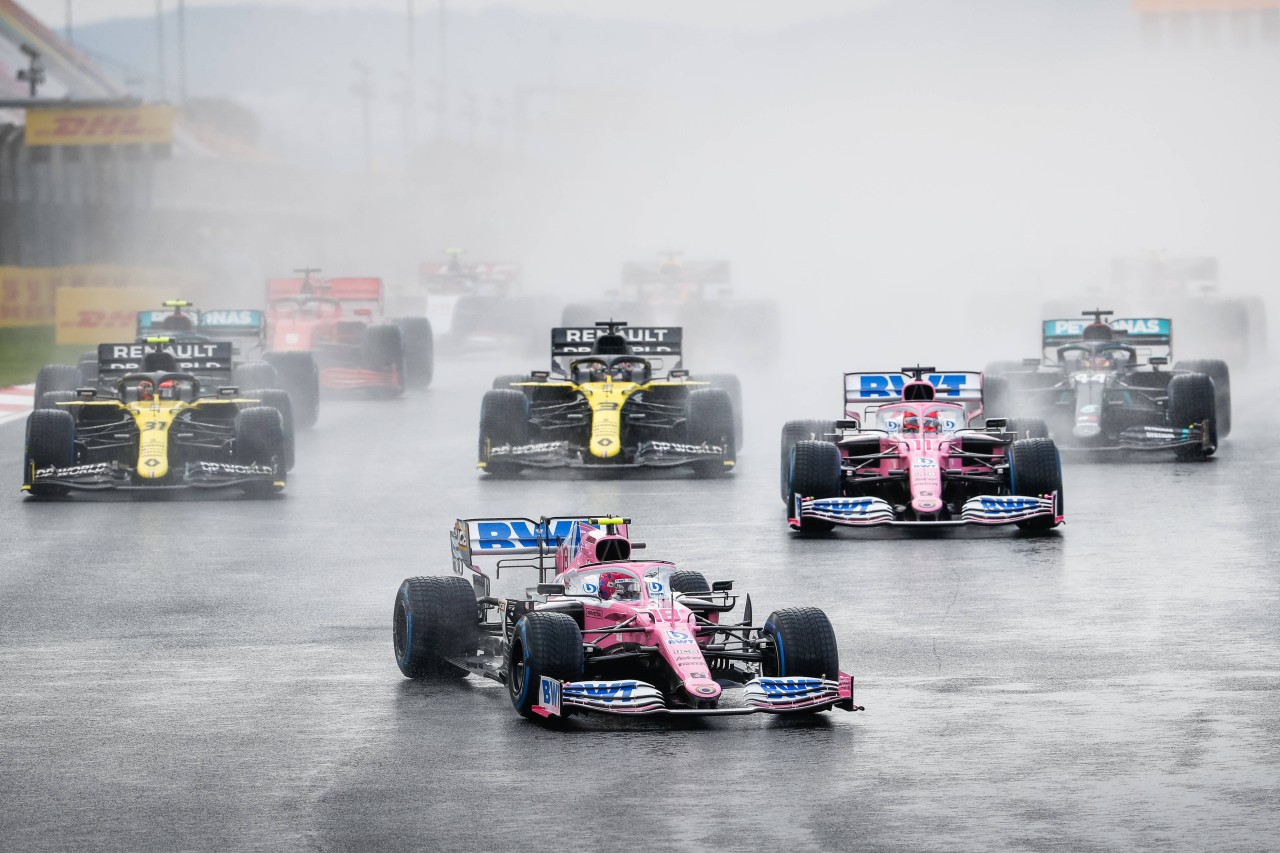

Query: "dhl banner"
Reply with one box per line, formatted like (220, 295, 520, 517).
(55, 285, 171, 346)
(0, 266, 196, 343)
(24, 105, 176, 147)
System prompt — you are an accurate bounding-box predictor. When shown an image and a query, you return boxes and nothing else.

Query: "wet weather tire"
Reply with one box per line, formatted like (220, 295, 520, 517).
(788, 440, 842, 533)
(243, 389, 296, 472)
(1004, 417, 1049, 439)
(24, 408, 76, 497)
(34, 364, 81, 403)
(779, 420, 836, 503)
(362, 324, 406, 397)
(233, 361, 279, 391)
(37, 391, 77, 410)
(1174, 359, 1230, 438)
(702, 374, 744, 451)
(1168, 373, 1217, 461)
(234, 406, 286, 496)
(479, 389, 529, 475)
(507, 611, 584, 719)
(668, 570, 711, 596)
(264, 351, 320, 429)
(1008, 438, 1063, 530)
(393, 576, 478, 679)
(396, 317, 434, 389)
(762, 607, 840, 682)
(685, 388, 736, 478)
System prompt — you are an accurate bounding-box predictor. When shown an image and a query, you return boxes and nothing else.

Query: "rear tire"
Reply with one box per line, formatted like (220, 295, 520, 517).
(685, 388, 736, 478)
(362, 324, 406, 398)
(34, 364, 82, 404)
(668, 570, 711, 595)
(1168, 373, 1217, 461)
(1008, 437, 1063, 530)
(762, 607, 840, 682)
(232, 361, 279, 391)
(264, 351, 320, 429)
(37, 391, 78, 410)
(243, 389, 296, 472)
(1174, 359, 1230, 438)
(788, 440, 842, 533)
(396, 317, 434, 390)
(393, 576, 478, 678)
(479, 389, 530, 476)
(702, 374, 744, 451)
(1005, 417, 1049, 439)
(24, 408, 76, 497)
(779, 420, 836, 503)
(492, 373, 529, 390)
(507, 612, 584, 719)
(77, 352, 98, 386)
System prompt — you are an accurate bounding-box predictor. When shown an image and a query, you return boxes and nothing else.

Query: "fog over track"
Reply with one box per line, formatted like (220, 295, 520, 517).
(0, 356, 1277, 852)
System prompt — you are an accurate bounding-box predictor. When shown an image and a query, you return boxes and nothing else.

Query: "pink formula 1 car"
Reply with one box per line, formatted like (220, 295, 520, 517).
(780, 367, 1064, 534)
(393, 516, 862, 720)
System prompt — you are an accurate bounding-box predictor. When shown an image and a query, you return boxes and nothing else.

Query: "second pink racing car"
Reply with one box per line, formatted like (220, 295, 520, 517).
(780, 367, 1065, 534)
(393, 515, 862, 720)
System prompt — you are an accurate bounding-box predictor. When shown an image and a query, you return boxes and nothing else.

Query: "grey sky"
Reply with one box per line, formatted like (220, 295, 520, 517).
(29, 0, 892, 32)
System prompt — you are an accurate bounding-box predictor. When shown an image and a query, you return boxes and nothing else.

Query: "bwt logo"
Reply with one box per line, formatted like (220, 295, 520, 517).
(760, 678, 821, 697)
(569, 682, 638, 701)
(474, 519, 582, 550)
(979, 497, 1037, 512)
(541, 678, 560, 707)
(857, 374, 968, 397)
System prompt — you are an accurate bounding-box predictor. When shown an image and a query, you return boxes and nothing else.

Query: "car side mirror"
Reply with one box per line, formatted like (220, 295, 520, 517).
(1150, 357, 1168, 367)
(986, 417, 1008, 431)
(536, 583, 565, 596)
(712, 580, 733, 592)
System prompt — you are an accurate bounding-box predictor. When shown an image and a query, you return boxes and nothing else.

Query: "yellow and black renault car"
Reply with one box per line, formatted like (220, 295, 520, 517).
(478, 321, 738, 478)
(22, 342, 287, 498)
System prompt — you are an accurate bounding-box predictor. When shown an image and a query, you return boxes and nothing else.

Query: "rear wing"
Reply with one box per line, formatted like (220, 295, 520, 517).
(843, 371, 984, 423)
(450, 516, 624, 589)
(420, 261, 520, 281)
(1040, 318, 1172, 364)
(622, 258, 730, 285)
(550, 326, 683, 375)
(197, 309, 265, 338)
(96, 341, 234, 383)
(267, 276, 385, 308)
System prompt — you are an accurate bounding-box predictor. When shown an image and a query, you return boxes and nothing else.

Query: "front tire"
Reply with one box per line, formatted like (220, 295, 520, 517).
(507, 612, 584, 718)
(393, 576, 478, 678)
(34, 364, 82, 404)
(478, 389, 530, 476)
(1168, 373, 1217, 461)
(762, 607, 840, 682)
(788, 440, 842, 533)
(24, 408, 76, 497)
(234, 406, 286, 495)
(779, 420, 836, 503)
(362, 324, 406, 398)
(395, 317, 435, 390)
(1008, 437, 1063, 530)
(1173, 359, 1230, 438)
(685, 388, 736, 478)
(243, 389, 296, 472)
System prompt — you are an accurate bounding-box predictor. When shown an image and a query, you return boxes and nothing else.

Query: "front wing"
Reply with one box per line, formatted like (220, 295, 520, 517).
(531, 673, 861, 718)
(482, 439, 732, 471)
(23, 460, 284, 493)
(791, 492, 1062, 529)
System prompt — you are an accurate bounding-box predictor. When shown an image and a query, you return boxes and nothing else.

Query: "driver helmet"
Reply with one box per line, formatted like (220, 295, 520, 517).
(901, 410, 920, 433)
(598, 571, 626, 600)
(922, 409, 942, 433)
(137, 379, 155, 401)
(159, 378, 178, 400)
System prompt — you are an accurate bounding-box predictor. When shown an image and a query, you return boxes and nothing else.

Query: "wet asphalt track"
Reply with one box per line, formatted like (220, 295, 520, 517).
(1, 356, 1278, 853)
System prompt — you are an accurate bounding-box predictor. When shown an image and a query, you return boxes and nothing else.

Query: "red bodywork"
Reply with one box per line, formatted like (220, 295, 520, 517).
(265, 276, 401, 391)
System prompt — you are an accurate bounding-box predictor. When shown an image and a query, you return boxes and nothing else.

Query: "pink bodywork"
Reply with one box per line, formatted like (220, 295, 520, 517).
(855, 400, 1005, 516)
(549, 523, 724, 705)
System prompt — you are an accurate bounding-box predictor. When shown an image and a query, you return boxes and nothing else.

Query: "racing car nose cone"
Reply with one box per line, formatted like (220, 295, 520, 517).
(1073, 423, 1102, 439)
(913, 498, 943, 514)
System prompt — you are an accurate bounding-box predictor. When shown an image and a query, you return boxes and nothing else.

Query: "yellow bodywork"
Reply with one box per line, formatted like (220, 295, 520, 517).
(59, 396, 249, 479)
(516, 377, 707, 460)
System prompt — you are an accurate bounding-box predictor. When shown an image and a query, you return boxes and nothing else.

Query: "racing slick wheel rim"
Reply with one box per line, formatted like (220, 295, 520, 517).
(509, 636, 529, 706)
